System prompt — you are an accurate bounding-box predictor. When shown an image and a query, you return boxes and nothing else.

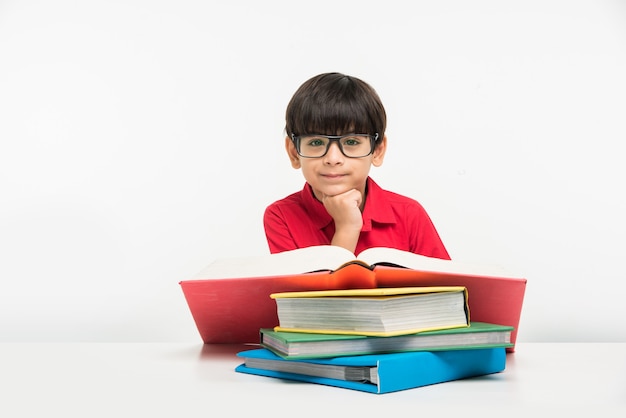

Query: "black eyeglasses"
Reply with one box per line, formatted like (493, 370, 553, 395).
(291, 133, 379, 158)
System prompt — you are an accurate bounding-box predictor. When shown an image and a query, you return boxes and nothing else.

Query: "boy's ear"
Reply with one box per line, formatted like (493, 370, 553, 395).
(285, 136, 301, 169)
(371, 135, 387, 167)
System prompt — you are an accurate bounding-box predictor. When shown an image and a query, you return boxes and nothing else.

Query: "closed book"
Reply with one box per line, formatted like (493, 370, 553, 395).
(261, 321, 513, 359)
(235, 347, 506, 394)
(271, 286, 469, 337)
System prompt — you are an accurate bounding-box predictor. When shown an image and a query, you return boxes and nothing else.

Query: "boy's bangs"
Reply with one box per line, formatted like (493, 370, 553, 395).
(298, 101, 373, 136)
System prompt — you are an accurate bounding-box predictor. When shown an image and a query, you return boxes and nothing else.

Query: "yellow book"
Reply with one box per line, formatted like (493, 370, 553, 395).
(270, 286, 470, 337)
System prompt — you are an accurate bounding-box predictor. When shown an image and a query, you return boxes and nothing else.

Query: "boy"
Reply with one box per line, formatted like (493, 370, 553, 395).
(264, 72, 450, 260)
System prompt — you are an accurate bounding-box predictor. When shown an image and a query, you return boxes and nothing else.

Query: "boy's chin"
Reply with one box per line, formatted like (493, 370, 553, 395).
(317, 185, 355, 198)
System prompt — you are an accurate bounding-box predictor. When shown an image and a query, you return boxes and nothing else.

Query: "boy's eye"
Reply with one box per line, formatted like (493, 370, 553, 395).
(342, 137, 361, 147)
(306, 138, 326, 147)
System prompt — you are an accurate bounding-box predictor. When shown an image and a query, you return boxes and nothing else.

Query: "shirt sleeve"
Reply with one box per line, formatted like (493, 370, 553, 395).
(263, 204, 298, 254)
(408, 203, 451, 260)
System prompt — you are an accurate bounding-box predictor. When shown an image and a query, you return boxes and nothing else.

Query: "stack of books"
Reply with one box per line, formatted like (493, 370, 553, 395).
(235, 286, 513, 394)
(177, 245, 526, 393)
(179, 245, 527, 351)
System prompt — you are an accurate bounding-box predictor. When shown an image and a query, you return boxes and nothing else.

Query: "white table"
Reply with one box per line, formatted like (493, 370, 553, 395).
(1, 343, 624, 417)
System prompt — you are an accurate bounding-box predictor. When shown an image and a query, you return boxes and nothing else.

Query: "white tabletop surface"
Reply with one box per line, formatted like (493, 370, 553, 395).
(1, 342, 624, 417)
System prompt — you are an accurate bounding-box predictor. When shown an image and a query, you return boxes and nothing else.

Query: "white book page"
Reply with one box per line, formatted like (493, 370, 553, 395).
(191, 245, 523, 280)
(357, 247, 522, 279)
(192, 245, 356, 279)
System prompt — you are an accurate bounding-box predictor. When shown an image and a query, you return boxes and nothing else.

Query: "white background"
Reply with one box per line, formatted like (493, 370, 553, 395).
(1, 0, 625, 342)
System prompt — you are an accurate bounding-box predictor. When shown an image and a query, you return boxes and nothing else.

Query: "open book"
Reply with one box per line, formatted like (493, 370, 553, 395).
(180, 245, 527, 351)
(193, 245, 522, 280)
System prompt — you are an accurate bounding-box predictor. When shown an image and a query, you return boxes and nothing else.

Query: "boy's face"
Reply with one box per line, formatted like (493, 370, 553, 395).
(285, 135, 387, 202)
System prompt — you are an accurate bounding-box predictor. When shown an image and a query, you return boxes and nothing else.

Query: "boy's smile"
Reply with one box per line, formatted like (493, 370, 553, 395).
(320, 172, 348, 180)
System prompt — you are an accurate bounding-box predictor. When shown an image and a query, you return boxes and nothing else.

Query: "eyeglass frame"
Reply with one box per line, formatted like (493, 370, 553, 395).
(290, 133, 380, 158)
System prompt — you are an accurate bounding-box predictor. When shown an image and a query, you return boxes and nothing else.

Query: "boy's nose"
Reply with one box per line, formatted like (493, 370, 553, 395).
(323, 141, 344, 163)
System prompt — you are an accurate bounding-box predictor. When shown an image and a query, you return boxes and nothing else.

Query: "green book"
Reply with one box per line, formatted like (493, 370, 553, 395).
(260, 321, 514, 359)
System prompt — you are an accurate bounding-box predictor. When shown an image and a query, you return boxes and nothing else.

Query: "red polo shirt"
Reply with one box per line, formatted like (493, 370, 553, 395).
(263, 177, 450, 259)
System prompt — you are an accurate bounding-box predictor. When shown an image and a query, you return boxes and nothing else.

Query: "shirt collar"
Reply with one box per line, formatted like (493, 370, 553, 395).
(300, 183, 333, 230)
(361, 177, 397, 231)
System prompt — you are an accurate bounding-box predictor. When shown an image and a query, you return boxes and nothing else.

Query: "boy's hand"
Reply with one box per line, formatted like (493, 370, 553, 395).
(322, 189, 363, 253)
(322, 189, 363, 228)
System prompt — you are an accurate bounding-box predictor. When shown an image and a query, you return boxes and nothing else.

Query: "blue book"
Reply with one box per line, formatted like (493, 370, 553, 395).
(235, 347, 506, 394)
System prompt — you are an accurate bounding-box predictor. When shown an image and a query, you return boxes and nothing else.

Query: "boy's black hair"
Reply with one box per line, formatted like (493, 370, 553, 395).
(285, 72, 386, 142)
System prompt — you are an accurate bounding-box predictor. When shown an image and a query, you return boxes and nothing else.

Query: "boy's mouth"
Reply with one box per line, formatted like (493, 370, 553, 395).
(321, 173, 346, 179)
